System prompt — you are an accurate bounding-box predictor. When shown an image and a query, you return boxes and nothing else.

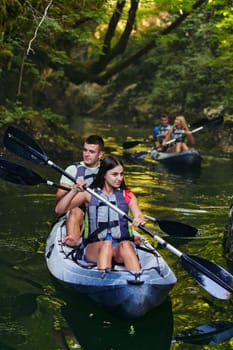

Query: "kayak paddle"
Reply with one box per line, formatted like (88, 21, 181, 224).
(0, 158, 197, 237)
(3, 126, 233, 300)
(172, 320, 233, 345)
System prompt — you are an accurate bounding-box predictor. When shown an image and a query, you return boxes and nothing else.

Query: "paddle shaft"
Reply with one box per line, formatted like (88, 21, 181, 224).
(46, 180, 70, 191)
(142, 229, 233, 294)
(144, 214, 160, 224)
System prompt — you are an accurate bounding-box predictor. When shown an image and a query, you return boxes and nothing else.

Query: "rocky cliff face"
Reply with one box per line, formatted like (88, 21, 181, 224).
(223, 205, 233, 270)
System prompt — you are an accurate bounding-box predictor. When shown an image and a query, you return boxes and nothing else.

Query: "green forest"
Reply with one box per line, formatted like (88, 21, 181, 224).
(0, 0, 232, 153)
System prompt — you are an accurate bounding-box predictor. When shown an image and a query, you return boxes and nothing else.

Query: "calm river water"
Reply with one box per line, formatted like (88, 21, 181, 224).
(0, 117, 233, 350)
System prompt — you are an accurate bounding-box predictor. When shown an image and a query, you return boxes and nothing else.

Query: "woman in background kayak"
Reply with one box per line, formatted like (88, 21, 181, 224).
(162, 115, 195, 153)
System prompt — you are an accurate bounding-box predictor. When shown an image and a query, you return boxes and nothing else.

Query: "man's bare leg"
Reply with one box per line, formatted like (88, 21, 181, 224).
(63, 207, 84, 247)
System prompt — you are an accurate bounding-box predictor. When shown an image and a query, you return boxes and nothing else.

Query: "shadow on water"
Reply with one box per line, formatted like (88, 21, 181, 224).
(153, 163, 202, 181)
(0, 254, 173, 350)
(59, 291, 173, 350)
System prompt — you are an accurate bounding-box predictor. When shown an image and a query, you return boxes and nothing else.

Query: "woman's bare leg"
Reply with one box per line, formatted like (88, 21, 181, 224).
(85, 241, 113, 270)
(114, 241, 140, 271)
(181, 143, 188, 151)
(175, 143, 182, 152)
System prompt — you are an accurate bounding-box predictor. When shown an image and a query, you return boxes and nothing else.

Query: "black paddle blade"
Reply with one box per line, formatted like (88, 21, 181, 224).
(158, 220, 198, 237)
(3, 126, 47, 164)
(174, 321, 233, 345)
(122, 140, 149, 149)
(204, 115, 224, 129)
(181, 254, 233, 299)
(0, 159, 44, 186)
(191, 118, 209, 128)
(122, 140, 142, 149)
(191, 115, 224, 129)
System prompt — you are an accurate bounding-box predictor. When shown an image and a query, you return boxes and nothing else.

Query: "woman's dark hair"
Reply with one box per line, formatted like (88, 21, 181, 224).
(91, 155, 127, 189)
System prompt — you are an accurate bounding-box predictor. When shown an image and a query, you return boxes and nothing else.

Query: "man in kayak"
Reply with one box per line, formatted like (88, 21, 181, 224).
(162, 115, 195, 152)
(56, 135, 104, 247)
(55, 155, 146, 271)
(148, 114, 172, 151)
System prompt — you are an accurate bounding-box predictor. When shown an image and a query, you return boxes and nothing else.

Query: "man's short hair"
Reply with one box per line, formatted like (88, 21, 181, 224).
(84, 135, 104, 151)
(160, 114, 169, 119)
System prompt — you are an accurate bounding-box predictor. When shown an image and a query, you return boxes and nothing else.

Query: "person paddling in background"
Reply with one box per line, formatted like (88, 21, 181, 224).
(148, 114, 171, 152)
(56, 135, 104, 247)
(55, 155, 146, 272)
(162, 115, 195, 153)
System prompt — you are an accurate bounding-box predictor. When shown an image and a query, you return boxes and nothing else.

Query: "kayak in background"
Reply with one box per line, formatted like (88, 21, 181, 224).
(150, 148, 202, 168)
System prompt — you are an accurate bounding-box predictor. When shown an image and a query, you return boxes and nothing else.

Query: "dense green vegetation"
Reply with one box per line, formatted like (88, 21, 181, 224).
(0, 0, 232, 150)
(0, 104, 81, 156)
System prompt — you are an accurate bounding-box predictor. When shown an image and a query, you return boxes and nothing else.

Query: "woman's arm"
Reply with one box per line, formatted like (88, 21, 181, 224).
(128, 193, 146, 227)
(186, 129, 195, 145)
(55, 181, 89, 214)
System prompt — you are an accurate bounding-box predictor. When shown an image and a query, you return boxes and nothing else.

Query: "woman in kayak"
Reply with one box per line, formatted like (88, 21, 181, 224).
(162, 115, 195, 152)
(55, 155, 145, 272)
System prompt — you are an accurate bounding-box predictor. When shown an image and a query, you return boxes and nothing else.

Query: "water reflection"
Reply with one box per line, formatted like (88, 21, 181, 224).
(0, 256, 43, 349)
(60, 292, 173, 350)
